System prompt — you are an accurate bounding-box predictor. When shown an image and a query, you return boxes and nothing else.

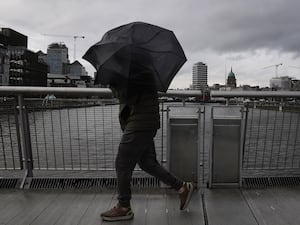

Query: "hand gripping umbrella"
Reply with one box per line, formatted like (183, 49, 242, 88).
(83, 21, 187, 92)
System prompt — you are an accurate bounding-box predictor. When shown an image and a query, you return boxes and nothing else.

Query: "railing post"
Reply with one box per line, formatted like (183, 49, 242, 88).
(160, 100, 164, 164)
(242, 106, 249, 166)
(17, 95, 33, 180)
(160, 102, 169, 165)
(225, 98, 229, 106)
(13, 99, 24, 170)
(199, 106, 206, 188)
(182, 98, 186, 106)
(279, 98, 284, 111)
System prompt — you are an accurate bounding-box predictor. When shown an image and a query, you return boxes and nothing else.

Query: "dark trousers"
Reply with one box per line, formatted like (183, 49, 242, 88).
(116, 130, 183, 207)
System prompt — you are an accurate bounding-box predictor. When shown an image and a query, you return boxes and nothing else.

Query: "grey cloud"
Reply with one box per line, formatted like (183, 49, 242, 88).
(181, 0, 300, 55)
(2, 0, 300, 87)
(3, 0, 300, 56)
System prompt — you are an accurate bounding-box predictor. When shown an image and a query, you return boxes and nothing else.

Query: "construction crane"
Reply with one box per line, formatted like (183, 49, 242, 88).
(262, 63, 283, 78)
(43, 34, 85, 61)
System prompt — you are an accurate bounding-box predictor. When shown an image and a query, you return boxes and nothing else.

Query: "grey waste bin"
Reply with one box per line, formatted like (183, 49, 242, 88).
(209, 106, 244, 188)
(167, 117, 199, 185)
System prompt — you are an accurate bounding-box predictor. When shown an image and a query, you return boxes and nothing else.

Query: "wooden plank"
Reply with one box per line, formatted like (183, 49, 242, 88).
(101, 189, 148, 225)
(0, 191, 30, 223)
(77, 190, 115, 225)
(6, 191, 59, 225)
(53, 192, 96, 225)
(273, 188, 300, 225)
(0, 191, 21, 212)
(0, 190, 59, 224)
(145, 189, 168, 225)
(165, 190, 192, 225)
(188, 190, 205, 225)
(205, 189, 258, 225)
(1, 188, 299, 225)
(243, 188, 300, 225)
(126, 191, 147, 225)
(29, 191, 79, 225)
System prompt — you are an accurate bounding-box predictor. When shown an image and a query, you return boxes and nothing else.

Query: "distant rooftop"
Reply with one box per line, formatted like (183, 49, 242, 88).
(48, 42, 68, 49)
(70, 60, 83, 66)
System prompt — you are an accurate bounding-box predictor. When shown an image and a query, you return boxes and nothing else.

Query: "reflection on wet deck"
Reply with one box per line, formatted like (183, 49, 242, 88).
(0, 187, 299, 225)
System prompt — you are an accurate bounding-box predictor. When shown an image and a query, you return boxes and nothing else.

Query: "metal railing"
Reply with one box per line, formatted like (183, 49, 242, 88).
(242, 106, 300, 177)
(0, 86, 300, 187)
(0, 87, 202, 179)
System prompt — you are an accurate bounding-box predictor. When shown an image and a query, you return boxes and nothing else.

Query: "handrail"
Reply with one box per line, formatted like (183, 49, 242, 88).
(0, 86, 203, 98)
(0, 86, 113, 97)
(211, 90, 300, 98)
(1, 86, 300, 98)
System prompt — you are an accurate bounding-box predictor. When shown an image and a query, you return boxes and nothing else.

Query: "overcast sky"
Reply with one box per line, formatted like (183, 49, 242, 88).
(1, 0, 300, 88)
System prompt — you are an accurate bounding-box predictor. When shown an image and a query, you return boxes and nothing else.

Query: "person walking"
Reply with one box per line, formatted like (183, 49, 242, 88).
(82, 22, 192, 222)
(100, 80, 194, 222)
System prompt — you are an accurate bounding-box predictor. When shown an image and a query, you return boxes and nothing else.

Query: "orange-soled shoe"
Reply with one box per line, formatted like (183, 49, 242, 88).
(101, 203, 134, 222)
(179, 182, 194, 210)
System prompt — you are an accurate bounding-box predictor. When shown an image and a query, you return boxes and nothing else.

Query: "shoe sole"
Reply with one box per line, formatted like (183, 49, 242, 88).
(101, 213, 134, 222)
(181, 183, 194, 210)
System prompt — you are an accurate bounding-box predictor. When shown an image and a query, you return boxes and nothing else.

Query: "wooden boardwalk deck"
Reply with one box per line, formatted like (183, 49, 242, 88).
(0, 187, 299, 225)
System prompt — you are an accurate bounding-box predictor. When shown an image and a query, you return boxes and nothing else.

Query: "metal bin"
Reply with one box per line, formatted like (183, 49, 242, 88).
(168, 117, 199, 185)
(209, 106, 244, 188)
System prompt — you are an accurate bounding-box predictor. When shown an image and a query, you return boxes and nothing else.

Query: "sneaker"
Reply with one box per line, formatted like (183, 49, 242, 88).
(179, 182, 194, 210)
(101, 204, 134, 221)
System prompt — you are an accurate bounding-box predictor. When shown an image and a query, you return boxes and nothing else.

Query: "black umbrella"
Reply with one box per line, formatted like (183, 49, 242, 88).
(83, 21, 186, 92)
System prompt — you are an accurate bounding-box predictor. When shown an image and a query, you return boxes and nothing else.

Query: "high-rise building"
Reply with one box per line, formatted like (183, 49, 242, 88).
(192, 62, 208, 90)
(270, 76, 292, 90)
(0, 44, 9, 86)
(47, 42, 69, 74)
(0, 28, 48, 86)
(8, 47, 48, 86)
(0, 28, 27, 47)
(45, 43, 92, 87)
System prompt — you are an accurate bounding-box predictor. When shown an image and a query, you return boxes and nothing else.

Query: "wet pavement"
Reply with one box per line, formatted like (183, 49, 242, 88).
(0, 187, 299, 225)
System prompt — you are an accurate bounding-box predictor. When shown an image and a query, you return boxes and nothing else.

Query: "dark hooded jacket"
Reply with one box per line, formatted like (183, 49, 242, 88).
(111, 86, 160, 132)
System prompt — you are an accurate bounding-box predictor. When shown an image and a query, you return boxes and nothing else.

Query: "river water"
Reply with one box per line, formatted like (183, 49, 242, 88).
(0, 102, 299, 177)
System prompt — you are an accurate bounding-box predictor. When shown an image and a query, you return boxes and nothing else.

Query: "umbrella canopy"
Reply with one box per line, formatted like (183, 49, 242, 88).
(83, 21, 187, 92)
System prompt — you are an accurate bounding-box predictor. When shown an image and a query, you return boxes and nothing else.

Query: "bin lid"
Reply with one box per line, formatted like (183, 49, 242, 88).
(212, 106, 243, 119)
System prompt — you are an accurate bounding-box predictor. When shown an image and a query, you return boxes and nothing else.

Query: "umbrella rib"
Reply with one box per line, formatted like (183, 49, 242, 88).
(83, 22, 186, 91)
(135, 30, 186, 59)
(136, 30, 165, 45)
(147, 57, 165, 91)
(135, 46, 186, 60)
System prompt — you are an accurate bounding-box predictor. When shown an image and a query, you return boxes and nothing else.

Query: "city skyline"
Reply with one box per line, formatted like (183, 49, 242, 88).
(1, 1, 300, 88)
